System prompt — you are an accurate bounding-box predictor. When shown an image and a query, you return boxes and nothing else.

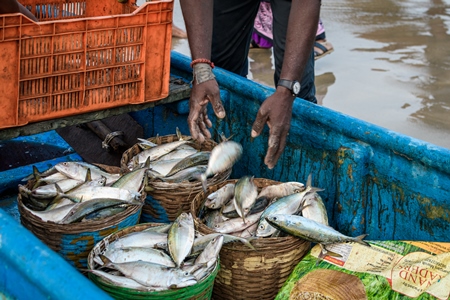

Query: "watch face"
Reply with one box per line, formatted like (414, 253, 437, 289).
(293, 82, 301, 95)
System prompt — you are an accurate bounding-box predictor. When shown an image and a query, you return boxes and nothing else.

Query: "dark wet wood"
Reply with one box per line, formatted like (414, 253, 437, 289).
(85, 120, 127, 152)
(0, 77, 191, 141)
(56, 114, 144, 167)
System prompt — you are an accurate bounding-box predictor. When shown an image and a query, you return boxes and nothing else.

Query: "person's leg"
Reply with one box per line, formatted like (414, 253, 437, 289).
(271, 0, 316, 103)
(212, 0, 260, 77)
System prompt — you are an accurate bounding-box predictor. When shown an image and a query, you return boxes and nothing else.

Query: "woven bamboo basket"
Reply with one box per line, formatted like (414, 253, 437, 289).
(87, 223, 219, 300)
(191, 178, 311, 300)
(17, 180, 143, 269)
(120, 134, 231, 223)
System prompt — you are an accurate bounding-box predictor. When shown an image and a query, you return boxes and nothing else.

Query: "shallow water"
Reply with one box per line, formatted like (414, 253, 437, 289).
(169, 0, 450, 150)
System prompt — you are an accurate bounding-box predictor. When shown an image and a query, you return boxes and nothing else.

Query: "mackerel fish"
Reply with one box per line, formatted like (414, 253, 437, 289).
(168, 212, 195, 267)
(204, 183, 235, 209)
(265, 214, 370, 247)
(200, 141, 243, 191)
(301, 192, 329, 226)
(55, 162, 120, 185)
(165, 151, 211, 177)
(100, 255, 197, 289)
(233, 176, 258, 222)
(256, 185, 313, 237)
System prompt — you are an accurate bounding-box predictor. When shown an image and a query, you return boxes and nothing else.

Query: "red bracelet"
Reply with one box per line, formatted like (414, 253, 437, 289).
(190, 58, 215, 69)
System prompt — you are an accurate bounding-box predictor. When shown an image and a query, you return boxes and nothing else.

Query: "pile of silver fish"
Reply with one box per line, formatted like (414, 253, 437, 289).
(126, 129, 242, 189)
(89, 213, 232, 292)
(18, 161, 145, 224)
(199, 174, 370, 258)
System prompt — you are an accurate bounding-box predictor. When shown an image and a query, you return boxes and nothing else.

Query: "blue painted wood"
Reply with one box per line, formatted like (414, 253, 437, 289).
(0, 210, 112, 300)
(171, 51, 450, 242)
(1, 50, 449, 298)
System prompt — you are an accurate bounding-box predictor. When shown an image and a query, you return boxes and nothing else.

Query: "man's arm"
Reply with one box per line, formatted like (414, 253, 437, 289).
(179, 0, 225, 143)
(179, 0, 213, 61)
(280, 0, 320, 83)
(252, 0, 321, 169)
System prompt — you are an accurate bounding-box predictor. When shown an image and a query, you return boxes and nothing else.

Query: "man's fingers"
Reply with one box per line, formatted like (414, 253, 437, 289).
(251, 110, 268, 138)
(264, 127, 289, 169)
(198, 113, 211, 141)
(208, 91, 226, 119)
(265, 130, 288, 169)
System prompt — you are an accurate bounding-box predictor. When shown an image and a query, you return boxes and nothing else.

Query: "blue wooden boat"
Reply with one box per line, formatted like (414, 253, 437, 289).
(0, 51, 449, 299)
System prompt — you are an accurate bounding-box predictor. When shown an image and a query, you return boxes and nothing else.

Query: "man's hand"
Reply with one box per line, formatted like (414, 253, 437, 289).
(188, 79, 225, 143)
(251, 87, 295, 169)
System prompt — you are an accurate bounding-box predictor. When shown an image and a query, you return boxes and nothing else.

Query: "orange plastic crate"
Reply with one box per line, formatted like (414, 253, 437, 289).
(0, 0, 173, 129)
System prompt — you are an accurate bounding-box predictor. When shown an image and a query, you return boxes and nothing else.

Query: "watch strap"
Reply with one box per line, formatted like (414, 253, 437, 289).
(277, 79, 299, 96)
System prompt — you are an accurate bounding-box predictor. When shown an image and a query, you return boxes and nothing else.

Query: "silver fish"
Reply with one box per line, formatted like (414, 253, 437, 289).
(62, 186, 141, 203)
(88, 270, 151, 290)
(31, 178, 83, 199)
(157, 147, 198, 161)
(59, 198, 141, 224)
(158, 165, 207, 183)
(256, 181, 305, 200)
(100, 247, 175, 267)
(233, 176, 258, 222)
(81, 205, 127, 221)
(265, 214, 370, 247)
(107, 231, 168, 250)
(55, 162, 120, 185)
(128, 140, 190, 170)
(204, 183, 235, 209)
(111, 163, 149, 193)
(200, 141, 243, 191)
(213, 211, 263, 234)
(256, 185, 312, 238)
(192, 232, 255, 255)
(100, 255, 197, 289)
(194, 235, 223, 268)
(165, 151, 211, 177)
(168, 212, 195, 267)
(24, 203, 76, 223)
(301, 192, 329, 225)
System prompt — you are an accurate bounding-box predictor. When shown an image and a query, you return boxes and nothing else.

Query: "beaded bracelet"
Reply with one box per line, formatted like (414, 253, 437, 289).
(190, 58, 215, 69)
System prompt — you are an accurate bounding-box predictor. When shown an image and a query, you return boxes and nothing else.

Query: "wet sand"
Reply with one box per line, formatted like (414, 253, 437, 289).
(168, 0, 450, 150)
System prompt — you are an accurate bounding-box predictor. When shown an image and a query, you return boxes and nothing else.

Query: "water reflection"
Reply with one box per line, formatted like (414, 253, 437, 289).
(170, 0, 450, 149)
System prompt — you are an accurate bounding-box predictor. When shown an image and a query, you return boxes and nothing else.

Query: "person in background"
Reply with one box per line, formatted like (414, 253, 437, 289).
(0, 0, 38, 21)
(251, 1, 333, 60)
(180, 0, 320, 169)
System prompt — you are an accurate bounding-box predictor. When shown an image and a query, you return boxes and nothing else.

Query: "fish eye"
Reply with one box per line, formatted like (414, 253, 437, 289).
(184, 271, 190, 276)
(211, 204, 215, 208)
(259, 224, 265, 230)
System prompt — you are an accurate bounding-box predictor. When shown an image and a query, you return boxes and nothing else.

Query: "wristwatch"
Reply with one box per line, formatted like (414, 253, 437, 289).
(277, 79, 301, 96)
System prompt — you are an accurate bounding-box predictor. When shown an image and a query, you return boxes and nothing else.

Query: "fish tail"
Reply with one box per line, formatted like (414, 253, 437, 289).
(200, 173, 207, 192)
(98, 254, 113, 268)
(355, 234, 371, 247)
(244, 238, 257, 250)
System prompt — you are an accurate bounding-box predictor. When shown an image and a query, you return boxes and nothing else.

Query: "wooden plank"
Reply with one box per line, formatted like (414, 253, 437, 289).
(55, 114, 144, 167)
(0, 77, 191, 141)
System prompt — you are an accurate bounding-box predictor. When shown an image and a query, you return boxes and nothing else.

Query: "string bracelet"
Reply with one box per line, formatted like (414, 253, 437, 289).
(190, 58, 215, 69)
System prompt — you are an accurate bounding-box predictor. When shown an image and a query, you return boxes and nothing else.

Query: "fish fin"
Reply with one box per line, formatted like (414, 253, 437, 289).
(84, 168, 92, 182)
(306, 173, 312, 188)
(355, 234, 371, 247)
(54, 183, 80, 203)
(243, 237, 257, 250)
(98, 254, 113, 268)
(200, 173, 207, 192)
(144, 156, 151, 168)
(322, 244, 343, 258)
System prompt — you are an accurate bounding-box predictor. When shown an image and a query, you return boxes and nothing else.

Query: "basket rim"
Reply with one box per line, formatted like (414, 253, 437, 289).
(18, 180, 145, 233)
(87, 222, 220, 295)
